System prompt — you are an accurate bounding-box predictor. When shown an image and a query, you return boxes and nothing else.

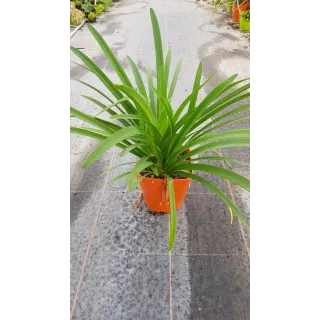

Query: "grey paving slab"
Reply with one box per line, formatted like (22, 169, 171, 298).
(70, 143, 113, 192)
(92, 191, 170, 254)
(182, 193, 246, 254)
(73, 254, 170, 320)
(70, 192, 102, 295)
(172, 254, 250, 320)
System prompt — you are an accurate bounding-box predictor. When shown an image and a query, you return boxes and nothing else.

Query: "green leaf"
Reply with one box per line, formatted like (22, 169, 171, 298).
(172, 171, 248, 228)
(164, 48, 172, 89)
(187, 129, 250, 149)
(115, 84, 158, 126)
(100, 162, 136, 177)
(86, 23, 133, 87)
(107, 171, 131, 184)
(172, 163, 250, 191)
(71, 77, 114, 104)
(70, 127, 106, 141)
(126, 156, 153, 190)
(173, 71, 216, 124)
(70, 107, 115, 135)
(120, 143, 145, 157)
(127, 56, 148, 98)
(188, 62, 202, 112)
(150, 8, 164, 72)
(190, 156, 249, 167)
(93, 97, 129, 117)
(167, 176, 176, 251)
(189, 104, 250, 141)
(166, 138, 249, 170)
(168, 74, 239, 155)
(70, 46, 136, 115)
(168, 59, 182, 100)
(83, 127, 141, 168)
(147, 67, 156, 116)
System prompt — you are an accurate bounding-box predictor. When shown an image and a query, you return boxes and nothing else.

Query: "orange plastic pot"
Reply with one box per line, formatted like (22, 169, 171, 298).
(137, 149, 192, 213)
(138, 174, 192, 213)
(232, 3, 249, 22)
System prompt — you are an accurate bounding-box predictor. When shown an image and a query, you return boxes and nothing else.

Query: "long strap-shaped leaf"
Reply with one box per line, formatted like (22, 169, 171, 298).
(127, 56, 148, 98)
(171, 171, 249, 228)
(188, 62, 203, 112)
(81, 95, 128, 117)
(107, 171, 131, 185)
(194, 87, 250, 130)
(150, 7, 167, 116)
(147, 67, 156, 116)
(168, 59, 182, 100)
(83, 127, 141, 168)
(168, 74, 238, 156)
(167, 176, 176, 251)
(189, 104, 250, 141)
(164, 48, 172, 91)
(115, 84, 158, 127)
(165, 138, 249, 170)
(70, 127, 106, 141)
(70, 46, 136, 116)
(86, 24, 133, 87)
(173, 71, 215, 124)
(190, 156, 249, 167)
(71, 78, 114, 104)
(126, 156, 153, 190)
(172, 163, 250, 191)
(171, 129, 250, 161)
(120, 143, 145, 157)
(187, 128, 250, 149)
(70, 107, 115, 135)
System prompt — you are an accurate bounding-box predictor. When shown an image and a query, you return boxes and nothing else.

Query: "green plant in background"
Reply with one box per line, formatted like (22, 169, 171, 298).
(70, 9, 250, 250)
(70, 0, 113, 25)
(95, 4, 105, 15)
(81, 3, 94, 13)
(98, 0, 113, 7)
(70, 1, 85, 25)
(87, 11, 96, 21)
(241, 10, 250, 20)
(210, 0, 229, 14)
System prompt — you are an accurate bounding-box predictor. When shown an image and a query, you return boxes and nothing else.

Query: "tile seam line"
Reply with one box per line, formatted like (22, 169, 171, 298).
(166, 7, 173, 320)
(70, 147, 116, 320)
(183, 13, 250, 259)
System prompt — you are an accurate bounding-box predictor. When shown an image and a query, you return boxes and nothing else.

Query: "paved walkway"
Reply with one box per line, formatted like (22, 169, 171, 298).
(70, 0, 250, 319)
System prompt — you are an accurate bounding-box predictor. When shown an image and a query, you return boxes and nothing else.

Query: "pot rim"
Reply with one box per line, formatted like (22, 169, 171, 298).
(137, 172, 193, 182)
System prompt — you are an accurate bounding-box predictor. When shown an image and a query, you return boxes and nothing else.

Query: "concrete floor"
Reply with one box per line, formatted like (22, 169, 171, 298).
(70, 0, 250, 319)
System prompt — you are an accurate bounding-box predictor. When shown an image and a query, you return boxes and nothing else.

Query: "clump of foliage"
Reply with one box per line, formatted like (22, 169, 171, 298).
(70, 1, 85, 26)
(209, 0, 232, 14)
(95, 4, 105, 15)
(240, 10, 250, 20)
(70, 0, 113, 24)
(87, 11, 97, 22)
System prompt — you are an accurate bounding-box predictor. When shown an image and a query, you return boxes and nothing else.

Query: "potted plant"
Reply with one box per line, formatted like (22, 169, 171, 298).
(70, 9, 250, 250)
(232, 0, 249, 22)
(227, 1, 233, 14)
(240, 10, 250, 31)
(209, 0, 232, 14)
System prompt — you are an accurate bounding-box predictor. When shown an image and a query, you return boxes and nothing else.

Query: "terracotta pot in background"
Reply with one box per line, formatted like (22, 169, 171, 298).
(232, 3, 249, 22)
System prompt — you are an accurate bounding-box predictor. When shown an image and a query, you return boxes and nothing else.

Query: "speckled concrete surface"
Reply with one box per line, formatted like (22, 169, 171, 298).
(70, 0, 250, 319)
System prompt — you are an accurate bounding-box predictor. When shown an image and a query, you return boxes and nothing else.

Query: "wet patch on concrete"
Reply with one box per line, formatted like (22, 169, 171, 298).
(101, 21, 122, 35)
